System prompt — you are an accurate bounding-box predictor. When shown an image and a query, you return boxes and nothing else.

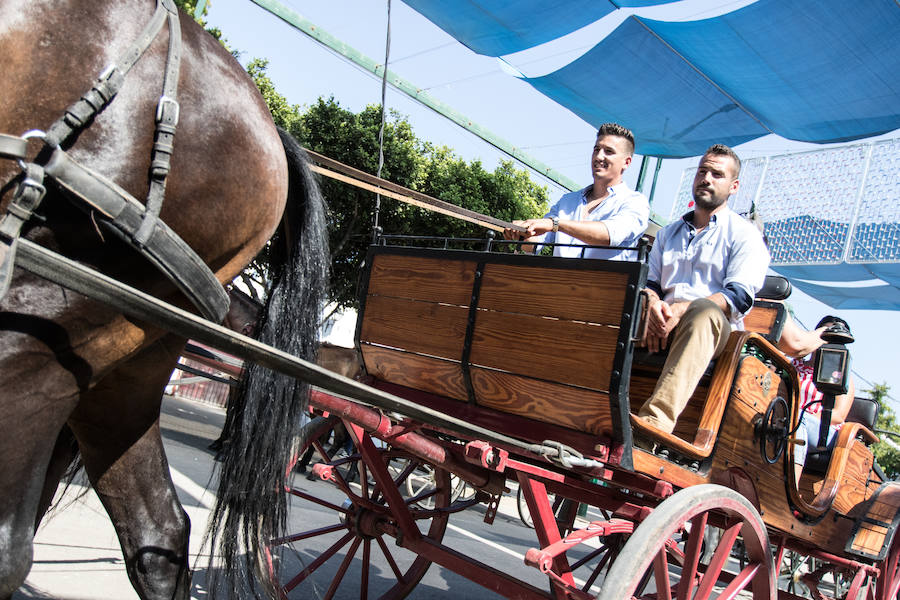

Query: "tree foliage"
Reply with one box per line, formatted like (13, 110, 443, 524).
(245, 61, 548, 309)
(869, 383, 900, 479)
(290, 97, 548, 309)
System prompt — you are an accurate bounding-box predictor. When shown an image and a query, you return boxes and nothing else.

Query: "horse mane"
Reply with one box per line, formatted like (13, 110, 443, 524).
(205, 128, 329, 599)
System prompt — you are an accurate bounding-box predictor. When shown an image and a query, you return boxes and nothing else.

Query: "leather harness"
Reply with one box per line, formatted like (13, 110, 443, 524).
(0, 0, 229, 322)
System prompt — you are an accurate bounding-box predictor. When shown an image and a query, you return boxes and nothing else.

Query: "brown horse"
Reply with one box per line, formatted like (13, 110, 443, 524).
(0, 1, 328, 598)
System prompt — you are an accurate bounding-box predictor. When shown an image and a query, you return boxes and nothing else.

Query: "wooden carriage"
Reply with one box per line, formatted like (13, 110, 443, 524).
(278, 243, 900, 600)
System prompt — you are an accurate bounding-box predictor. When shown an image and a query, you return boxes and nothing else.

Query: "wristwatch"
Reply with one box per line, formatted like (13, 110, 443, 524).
(551, 216, 559, 233)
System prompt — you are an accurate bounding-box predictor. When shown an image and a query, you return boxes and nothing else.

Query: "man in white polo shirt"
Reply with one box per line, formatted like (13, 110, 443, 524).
(503, 123, 649, 260)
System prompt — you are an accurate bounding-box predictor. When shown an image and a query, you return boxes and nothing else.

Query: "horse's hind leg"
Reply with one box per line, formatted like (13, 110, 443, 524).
(68, 335, 191, 600)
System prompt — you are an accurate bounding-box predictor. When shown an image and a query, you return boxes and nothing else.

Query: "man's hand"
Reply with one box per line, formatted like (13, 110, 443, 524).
(502, 218, 553, 241)
(644, 298, 688, 353)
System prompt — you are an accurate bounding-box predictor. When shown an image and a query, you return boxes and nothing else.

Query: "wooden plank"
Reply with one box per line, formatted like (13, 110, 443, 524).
(359, 295, 468, 360)
(744, 306, 778, 337)
(629, 369, 708, 444)
(478, 263, 629, 325)
(305, 150, 528, 234)
(833, 443, 876, 514)
(851, 522, 889, 555)
(470, 368, 614, 436)
(469, 310, 618, 391)
(366, 254, 476, 306)
(361, 344, 469, 401)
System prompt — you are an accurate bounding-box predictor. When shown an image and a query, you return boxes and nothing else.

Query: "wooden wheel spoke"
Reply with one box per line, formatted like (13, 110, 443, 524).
(376, 533, 407, 582)
(323, 537, 362, 600)
(271, 522, 348, 546)
(695, 520, 742, 599)
(572, 544, 613, 593)
(287, 488, 350, 514)
(676, 513, 708, 600)
(361, 539, 371, 600)
(652, 547, 673, 600)
(282, 531, 355, 592)
(716, 563, 760, 600)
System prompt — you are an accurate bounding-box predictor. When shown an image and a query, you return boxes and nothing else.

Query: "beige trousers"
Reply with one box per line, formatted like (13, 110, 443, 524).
(637, 298, 732, 433)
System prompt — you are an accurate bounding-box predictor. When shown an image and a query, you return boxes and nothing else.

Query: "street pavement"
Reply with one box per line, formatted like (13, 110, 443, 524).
(12, 395, 550, 599)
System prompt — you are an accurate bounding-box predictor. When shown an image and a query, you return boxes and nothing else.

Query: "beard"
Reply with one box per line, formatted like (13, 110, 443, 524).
(692, 189, 727, 211)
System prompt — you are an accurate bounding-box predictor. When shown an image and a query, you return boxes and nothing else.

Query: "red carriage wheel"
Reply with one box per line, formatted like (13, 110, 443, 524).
(597, 484, 775, 600)
(877, 528, 900, 600)
(268, 416, 451, 599)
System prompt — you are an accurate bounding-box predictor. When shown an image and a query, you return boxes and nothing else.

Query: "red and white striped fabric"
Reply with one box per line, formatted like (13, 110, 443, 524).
(792, 357, 823, 415)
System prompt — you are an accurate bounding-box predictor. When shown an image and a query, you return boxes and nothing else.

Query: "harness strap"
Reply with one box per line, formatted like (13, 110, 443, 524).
(45, 0, 171, 148)
(135, 0, 182, 245)
(0, 164, 47, 299)
(1, 0, 228, 322)
(42, 148, 228, 321)
(0, 134, 27, 161)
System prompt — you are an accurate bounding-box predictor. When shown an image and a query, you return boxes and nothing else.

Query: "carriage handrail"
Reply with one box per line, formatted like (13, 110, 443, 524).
(15, 237, 578, 462)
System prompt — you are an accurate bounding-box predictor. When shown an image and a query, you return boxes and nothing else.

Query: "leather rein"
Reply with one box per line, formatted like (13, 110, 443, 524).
(0, 0, 229, 322)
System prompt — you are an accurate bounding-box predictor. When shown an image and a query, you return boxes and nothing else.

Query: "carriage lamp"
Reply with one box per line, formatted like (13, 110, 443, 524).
(811, 344, 851, 449)
(812, 344, 851, 397)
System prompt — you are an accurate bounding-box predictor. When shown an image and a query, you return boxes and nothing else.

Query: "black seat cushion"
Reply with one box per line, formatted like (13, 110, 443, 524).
(846, 396, 879, 430)
(756, 275, 792, 300)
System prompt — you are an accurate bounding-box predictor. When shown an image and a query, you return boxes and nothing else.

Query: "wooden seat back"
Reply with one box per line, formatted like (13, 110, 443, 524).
(357, 246, 647, 440)
(743, 275, 791, 343)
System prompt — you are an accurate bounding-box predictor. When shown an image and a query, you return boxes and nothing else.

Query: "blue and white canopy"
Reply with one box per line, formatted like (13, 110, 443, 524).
(403, 0, 900, 158)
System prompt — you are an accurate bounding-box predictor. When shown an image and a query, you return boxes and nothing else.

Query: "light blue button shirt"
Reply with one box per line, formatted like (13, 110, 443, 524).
(537, 183, 649, 260)
(648, 207, 770, 327)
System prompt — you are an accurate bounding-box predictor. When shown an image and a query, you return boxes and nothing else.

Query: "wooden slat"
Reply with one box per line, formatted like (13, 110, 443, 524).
(366, 254, 476, 305)
(867, 486, 900, 522)
(851, 522, 889, 555)
(478, 263, 629, 325)
(470, 368, 614, 436)
(361, 344, 468, 401)
(629, 369, 709, 444)
(359, 295, 468, 360)
(833, 443, 875, 514)
(744, 306, 778, 337)
(848, 484, 900, 556)
(469, 310, 618, 391)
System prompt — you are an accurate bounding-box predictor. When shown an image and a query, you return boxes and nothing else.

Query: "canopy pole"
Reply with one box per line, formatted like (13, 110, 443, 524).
(648, 157, 663, 207)
(635, 155, 650, 193)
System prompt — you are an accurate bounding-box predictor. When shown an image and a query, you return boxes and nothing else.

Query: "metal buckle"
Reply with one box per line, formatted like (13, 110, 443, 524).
(15, 130, 46, 169)
(156, 95, 180, 126)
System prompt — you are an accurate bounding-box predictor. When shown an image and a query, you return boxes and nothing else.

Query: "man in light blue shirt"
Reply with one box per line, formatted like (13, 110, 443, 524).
(636, 144, 770, 439)
(503, 123, 649, 260)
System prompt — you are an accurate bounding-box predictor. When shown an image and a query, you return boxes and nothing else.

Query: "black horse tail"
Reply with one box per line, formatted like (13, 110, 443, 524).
(207, 128, 329, 599)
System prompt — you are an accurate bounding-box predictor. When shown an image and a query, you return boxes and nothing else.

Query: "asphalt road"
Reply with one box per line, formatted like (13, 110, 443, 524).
(14, 395, 585, 600)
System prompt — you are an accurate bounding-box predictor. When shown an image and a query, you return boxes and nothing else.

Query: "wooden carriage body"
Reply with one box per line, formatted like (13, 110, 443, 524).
(354, 244, 896, 563)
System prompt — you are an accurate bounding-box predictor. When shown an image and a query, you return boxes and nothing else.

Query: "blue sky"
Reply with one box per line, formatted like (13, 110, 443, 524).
(205, 0, 900, 410)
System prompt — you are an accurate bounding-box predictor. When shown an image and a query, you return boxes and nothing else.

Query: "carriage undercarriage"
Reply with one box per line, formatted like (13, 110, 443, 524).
(256, 243, 899, 600)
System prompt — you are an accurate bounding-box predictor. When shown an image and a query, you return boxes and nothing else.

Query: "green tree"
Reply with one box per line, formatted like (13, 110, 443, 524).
(247, 59, 303, 134)
(293, 97, 549, 310)
(197, 45, 550, 310)
(870, 383, 900, 478)
(174, 0, 224, 43)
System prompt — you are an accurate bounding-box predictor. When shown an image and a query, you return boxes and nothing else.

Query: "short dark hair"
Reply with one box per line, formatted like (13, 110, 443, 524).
(703, 144, 741, 177)
(597, 123, 635, 156)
